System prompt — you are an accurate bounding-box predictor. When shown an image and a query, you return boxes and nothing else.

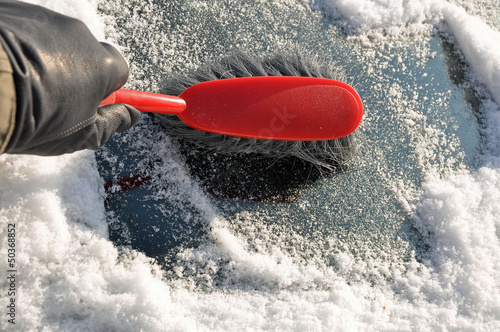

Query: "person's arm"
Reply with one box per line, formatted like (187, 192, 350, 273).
(0, 41, 16, 154)
(0, 0, 140, 156)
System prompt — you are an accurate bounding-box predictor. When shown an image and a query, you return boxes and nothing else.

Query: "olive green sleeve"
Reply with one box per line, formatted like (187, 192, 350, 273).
(0, 41, 16, 154)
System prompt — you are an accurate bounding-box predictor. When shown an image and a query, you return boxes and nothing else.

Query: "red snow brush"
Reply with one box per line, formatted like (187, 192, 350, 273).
(100, 76, 363, 141)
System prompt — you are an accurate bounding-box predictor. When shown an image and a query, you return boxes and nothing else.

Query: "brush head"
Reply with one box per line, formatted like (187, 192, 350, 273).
(155, 51, 357, 169)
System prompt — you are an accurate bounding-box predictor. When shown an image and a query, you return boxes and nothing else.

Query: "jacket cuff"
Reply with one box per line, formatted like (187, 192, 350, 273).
(0, 41, 16, 154)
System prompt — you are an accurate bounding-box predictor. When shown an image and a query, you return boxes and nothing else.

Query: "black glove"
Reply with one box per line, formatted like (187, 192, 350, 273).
(0, 0, 141, 155)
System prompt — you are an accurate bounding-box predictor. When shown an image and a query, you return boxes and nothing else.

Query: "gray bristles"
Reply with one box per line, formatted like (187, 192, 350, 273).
(155, 51, 357, 169)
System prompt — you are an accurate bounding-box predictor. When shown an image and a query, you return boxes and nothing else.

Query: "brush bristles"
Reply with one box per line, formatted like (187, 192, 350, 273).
(156, 51, 357, 169)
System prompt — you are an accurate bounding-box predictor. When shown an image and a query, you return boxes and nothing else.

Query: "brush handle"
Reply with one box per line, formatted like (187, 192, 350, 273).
(100, 89, 186, 114)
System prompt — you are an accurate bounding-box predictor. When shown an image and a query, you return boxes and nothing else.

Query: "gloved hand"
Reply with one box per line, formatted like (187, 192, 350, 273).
(0, 0, 141, 155)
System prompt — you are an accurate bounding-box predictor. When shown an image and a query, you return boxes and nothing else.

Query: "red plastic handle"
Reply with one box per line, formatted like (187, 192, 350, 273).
(100, 89, 186, 114)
